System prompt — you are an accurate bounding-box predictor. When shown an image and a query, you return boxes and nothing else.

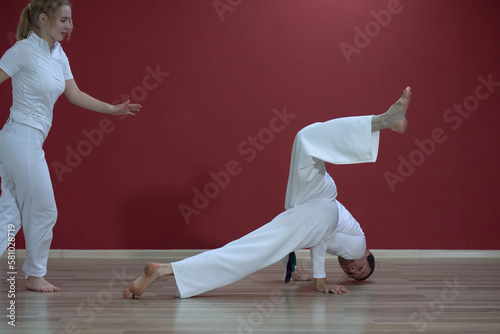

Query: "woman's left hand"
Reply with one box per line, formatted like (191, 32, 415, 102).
(110, 100, 142, 116)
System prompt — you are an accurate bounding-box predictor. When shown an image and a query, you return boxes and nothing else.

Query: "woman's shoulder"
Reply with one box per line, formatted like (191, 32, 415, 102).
(0, 39, 33, 67)
(7, 37, 35, 55)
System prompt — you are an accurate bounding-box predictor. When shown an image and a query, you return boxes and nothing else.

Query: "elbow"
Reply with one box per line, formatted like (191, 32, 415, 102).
(65, 89, 81, 106)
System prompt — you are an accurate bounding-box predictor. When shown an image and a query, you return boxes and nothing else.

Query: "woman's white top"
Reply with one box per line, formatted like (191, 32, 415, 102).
(0, 31, 73, 139)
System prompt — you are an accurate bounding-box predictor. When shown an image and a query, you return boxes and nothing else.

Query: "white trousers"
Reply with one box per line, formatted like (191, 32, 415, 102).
(171, 115, 380, 298)
(0, 119, 57, 278)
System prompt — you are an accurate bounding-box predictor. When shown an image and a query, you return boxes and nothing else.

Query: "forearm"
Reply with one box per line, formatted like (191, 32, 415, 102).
(65, 78, 140, 116)
(310, 243, 327, 278)
(68, 90, 113, 114)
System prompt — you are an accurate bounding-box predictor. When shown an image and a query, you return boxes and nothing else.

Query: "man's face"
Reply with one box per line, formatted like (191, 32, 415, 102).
(338, 253, 370, 280)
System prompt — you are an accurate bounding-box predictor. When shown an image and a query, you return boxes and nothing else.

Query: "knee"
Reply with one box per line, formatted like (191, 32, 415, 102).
(35, 199, 58, 227)
(292, 126, 316, 152)
(293, 128, 308, 147)
(44, 205, 58, 225)
(295, 123, 320, 143)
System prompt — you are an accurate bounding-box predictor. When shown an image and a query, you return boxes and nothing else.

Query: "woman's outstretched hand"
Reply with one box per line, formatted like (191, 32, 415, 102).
(110, 100, 142, 116)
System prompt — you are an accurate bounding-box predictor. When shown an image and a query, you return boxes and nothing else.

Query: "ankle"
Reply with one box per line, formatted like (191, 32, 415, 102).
(155, 263, 173, 278)
(371, 115, 388, 132)
(163, 263, 174, 276)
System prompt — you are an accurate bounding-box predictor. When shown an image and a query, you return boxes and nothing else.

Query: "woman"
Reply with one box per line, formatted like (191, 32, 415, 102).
(0, 0, 141, 292)
(123, 87, 411, 299)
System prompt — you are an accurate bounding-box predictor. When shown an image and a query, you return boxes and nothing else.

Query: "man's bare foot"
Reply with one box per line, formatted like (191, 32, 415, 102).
(372, 86, 411, 133)
(25, 276, 60, 292)
(390, 86, 411, 133)
(123, 262, 172, 299)
(291, 266, 313, 281)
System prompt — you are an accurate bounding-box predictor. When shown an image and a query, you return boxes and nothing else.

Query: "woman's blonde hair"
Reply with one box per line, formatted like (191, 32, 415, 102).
(17, 0, 73, 41)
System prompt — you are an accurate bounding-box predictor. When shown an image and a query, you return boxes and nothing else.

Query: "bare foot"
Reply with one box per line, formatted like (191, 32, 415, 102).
(25, 276, 60, 292)
(372, 86, 411, 133)
(123, 262, 172, 299)
(390, 86, 411, 133)
(291, 266, 313, 281)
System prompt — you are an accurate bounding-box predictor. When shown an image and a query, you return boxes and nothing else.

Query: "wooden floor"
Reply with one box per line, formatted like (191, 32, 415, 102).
(1, 256, 500, 334)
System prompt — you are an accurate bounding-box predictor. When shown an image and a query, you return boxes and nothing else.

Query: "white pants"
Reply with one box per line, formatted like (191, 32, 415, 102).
(171, 116, 379, 298)
(0, 119, 57, 279)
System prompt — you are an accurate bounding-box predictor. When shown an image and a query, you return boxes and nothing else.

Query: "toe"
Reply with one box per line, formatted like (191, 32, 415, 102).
(123, 288, 131, 299)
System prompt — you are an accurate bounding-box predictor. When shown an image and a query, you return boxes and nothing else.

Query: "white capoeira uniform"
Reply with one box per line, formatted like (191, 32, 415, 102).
(0, 31, 73, 278)
(171, 115, 380, 298)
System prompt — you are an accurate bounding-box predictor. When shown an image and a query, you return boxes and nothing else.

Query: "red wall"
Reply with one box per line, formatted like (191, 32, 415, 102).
(1, 0, 499, 250)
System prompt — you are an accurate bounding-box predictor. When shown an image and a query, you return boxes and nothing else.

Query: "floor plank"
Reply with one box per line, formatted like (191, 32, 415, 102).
(1, 256, 499, 333)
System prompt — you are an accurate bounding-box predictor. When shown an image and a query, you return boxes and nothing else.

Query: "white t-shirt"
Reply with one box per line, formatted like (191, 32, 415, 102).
(0, 31, 73, 139)
(310, 201, 366, 278)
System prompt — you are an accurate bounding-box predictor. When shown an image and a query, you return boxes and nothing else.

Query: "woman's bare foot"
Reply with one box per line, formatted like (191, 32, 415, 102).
(372, 86, 411, 133)
(25, 276, 60, 292)
(123, 262, 172, 299)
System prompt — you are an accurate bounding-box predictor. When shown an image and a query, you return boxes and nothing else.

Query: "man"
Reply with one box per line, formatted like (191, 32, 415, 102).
(123, 87, 411, 298)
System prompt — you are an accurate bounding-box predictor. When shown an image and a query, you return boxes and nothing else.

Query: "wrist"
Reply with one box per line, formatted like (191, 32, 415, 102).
(106, 103, 114, 114)
(314, 277, 326, 288)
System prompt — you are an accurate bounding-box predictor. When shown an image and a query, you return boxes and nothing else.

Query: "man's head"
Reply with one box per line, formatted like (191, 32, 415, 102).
(337, 250, 375, 280)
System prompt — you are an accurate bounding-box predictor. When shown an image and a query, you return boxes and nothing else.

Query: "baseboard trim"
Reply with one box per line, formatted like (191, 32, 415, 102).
(2, 249, 499, 259)
(370, 249, 500, 259)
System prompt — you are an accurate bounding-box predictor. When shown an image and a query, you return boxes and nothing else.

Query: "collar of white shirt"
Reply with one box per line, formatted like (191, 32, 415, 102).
(27, 30, 60, 53)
